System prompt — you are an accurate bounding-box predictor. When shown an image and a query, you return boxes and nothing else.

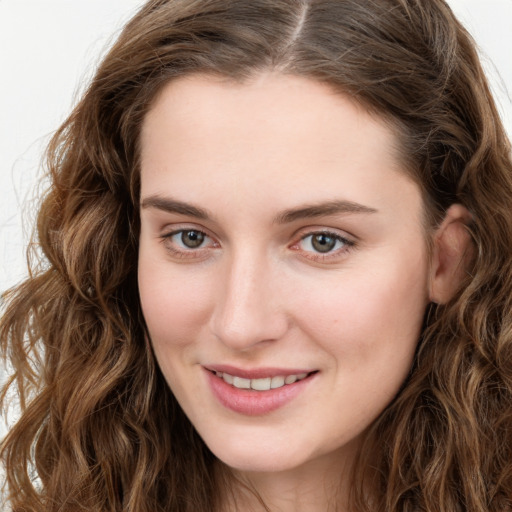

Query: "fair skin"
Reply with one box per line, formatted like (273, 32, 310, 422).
(137, 73, 467, 511)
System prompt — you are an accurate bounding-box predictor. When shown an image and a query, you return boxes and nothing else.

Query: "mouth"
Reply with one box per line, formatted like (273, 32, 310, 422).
(203, 366, 318, 415)
(210, 369, 316, 391)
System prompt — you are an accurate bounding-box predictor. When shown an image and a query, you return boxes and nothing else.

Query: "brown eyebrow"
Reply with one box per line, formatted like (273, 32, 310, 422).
(273, 200, 378, 224)
(140, 195, 377, 223)
(140, 196, 211, 219)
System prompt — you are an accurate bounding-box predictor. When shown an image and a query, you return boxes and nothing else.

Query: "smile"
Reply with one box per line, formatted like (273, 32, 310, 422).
(214, 371, 310, 391)
(204, 367, 318, 415)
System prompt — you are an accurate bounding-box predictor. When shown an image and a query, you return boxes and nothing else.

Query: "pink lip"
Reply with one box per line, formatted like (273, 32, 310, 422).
(203, 366, 317, 416)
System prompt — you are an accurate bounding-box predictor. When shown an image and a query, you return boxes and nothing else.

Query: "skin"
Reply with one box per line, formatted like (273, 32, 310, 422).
(138, 73, 433, 511)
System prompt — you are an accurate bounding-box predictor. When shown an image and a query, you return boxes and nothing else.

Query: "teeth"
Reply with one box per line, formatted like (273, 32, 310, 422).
(232, 376, 251, 389)
(270, 376, 285, 389)
(217, 371, 310, 391)
(251, 377, 271, 391)
(285, 375, 297, 384)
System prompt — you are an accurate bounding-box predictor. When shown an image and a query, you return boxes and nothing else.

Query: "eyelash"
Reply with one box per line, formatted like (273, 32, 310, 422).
(160, 228, 355, 262)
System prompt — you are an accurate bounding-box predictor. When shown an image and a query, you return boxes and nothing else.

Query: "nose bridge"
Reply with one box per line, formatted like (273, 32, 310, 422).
(210, 245, 287, 350)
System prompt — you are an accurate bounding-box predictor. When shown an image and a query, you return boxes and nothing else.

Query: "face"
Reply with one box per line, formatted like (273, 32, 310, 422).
(138, 73, 430, 474)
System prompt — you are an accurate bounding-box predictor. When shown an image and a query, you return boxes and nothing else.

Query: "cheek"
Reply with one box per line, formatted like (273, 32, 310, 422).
(138, 258, 215, 402)
(294, 248, 429, 363)
(138, 258, 213, 348)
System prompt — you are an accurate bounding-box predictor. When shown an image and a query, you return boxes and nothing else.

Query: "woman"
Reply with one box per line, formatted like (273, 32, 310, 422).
(2, 0, 512, 510)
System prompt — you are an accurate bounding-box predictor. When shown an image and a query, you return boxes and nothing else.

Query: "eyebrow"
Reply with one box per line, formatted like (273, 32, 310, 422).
(140, 195, 377, 223)
(140, 196, 211, 219)
(273, 200, 378, 224)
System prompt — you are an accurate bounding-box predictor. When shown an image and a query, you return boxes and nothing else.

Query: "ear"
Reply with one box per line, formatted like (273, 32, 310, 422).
(429, 204, 473, 304)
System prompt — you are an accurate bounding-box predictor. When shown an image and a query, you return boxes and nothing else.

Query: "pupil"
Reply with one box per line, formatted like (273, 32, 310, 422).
(182, 230, 204, 248)
(312, 234, 336, 253)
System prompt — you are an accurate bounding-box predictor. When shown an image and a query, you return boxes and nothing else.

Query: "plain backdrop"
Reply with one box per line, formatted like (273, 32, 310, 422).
(1, 0, 512, 294)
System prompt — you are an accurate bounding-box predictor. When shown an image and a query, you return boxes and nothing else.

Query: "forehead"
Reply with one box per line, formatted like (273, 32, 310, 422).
(139, 73, 421, 225)
(141, 73, 399, 146)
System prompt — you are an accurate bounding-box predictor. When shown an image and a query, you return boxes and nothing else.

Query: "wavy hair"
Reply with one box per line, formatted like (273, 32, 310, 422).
(2, 0, 512, 510)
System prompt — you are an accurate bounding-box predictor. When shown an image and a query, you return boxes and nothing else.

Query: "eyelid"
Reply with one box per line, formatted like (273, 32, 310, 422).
(293, 224, 356, 242)
(160, 222, 217, 240)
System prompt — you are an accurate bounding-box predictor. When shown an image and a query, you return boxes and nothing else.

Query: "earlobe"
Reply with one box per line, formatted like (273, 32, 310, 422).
(429, 204, 473, 304)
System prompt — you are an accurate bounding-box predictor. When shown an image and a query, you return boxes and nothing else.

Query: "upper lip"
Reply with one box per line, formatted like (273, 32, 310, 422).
(203, 364, 316, 379)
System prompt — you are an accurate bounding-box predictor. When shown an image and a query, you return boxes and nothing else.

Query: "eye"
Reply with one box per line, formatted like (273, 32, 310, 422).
(302, 233, 343, 253)
(175, 229, 207, 249)
(161, 228, 218, 259)
(293, 230, 355, 260)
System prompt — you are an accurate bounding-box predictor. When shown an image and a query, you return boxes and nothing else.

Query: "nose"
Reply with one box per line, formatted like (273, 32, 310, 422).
(209, 249, 289, 351)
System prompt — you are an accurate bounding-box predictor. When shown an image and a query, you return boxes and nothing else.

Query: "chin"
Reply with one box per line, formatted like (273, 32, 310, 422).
(203, 431, 316, 474)
(219, 453, 306, 474)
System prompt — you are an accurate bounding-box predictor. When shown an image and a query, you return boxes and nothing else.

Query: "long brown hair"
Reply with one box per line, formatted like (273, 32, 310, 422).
(2, 1, 512, 510)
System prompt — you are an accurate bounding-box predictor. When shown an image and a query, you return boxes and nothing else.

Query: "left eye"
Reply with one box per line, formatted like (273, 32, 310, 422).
(299, 232, 348, 254)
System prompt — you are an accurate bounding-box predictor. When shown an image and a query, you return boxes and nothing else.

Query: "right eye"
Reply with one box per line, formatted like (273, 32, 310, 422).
(161, 228, 218, 259)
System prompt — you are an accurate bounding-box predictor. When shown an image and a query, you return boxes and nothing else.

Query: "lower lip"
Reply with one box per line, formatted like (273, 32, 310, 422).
(205, 369, 316, 416)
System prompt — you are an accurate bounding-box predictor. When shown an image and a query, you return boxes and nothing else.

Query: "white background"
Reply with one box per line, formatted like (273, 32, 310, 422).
(1, 1, 511, 294)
